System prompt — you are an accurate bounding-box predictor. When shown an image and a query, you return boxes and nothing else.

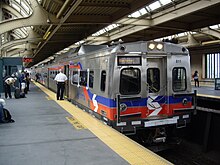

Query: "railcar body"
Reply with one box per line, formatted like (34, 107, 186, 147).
(34, 41, 196, 144)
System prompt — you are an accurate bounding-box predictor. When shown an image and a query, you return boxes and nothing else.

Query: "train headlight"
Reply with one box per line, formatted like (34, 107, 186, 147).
(120, 103, 127, 112)
(182, 98, 188, 106)
(156, 43, 164, 50)
(148, 43, 155, 50)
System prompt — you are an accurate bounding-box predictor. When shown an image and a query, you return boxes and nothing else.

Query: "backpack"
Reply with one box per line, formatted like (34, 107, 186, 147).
(0, 104, 14, 123)
(193, 72, 198, 79)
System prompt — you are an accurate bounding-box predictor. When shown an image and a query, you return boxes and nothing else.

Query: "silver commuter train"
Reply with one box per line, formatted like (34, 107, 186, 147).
(34, 41, 196, 144)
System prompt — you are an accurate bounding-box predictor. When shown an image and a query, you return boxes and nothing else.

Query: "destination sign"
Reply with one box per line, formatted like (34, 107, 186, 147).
(118, 56, 141, 65)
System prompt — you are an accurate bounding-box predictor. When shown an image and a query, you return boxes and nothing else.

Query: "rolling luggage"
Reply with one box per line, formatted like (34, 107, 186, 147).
(20, 92, 25, 98)
(14, 87, 20, 99)
(24, 87, 28, 94)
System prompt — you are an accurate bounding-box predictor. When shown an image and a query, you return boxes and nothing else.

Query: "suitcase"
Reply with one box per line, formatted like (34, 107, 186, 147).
(24, 87, 28, 94)
(20, 92, 25, 98)
(14, 87, 20, 99)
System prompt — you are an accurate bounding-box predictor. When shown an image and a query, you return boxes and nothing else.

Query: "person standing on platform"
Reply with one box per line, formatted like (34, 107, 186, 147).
(4, 76, 17, 99)
(18, 72, 25, 90)
(35, 73, 40, 82)
(54, 69, 67, 100)
(193, 70, 199, 87)
(25, 72, 30, 91)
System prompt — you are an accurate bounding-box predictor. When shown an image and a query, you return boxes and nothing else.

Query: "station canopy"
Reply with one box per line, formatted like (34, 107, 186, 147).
(1, 0, 220, 67)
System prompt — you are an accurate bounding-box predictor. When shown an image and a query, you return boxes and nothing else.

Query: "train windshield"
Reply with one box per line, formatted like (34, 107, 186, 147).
(120, 68, 141, 95)
(147, 68, 160, 93)
(172, 67, 187, 92)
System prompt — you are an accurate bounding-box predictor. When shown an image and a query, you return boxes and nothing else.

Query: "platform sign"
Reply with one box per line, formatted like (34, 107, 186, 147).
(23, 58, 33, 63)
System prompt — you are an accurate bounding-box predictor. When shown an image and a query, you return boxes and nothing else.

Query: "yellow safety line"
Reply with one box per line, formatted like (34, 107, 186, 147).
(45, 96, 53, 100)
(34, 82, 172, 165)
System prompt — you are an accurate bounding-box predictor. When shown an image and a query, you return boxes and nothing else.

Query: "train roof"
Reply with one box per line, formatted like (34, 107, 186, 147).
(51, 41, 189, 65)
(110, 41, 189, 55)
(78, 45, 108, 56)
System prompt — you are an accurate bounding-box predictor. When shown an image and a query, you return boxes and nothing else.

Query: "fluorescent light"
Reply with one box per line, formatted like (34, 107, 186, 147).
(209, 25, 219, 29)
(130, 11, 141, 18)
(148, 1, 161, 11)
(139, 8, 148, 15)
(160, 0, 172, 6)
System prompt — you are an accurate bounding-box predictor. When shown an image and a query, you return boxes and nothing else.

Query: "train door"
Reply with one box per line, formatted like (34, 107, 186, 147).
(169, 55, 190, 92)
(115, 65, 142, 125)
(146, 57, 167, 116)
(64, 65, 69, 98)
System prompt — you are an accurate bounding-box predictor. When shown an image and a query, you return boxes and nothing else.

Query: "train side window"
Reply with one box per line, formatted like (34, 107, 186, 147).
(100, 70, 106, 91)
(147, 68, 160, 93)
(50, 71, 53, 79)
(72, 70, 79, 85)
(80, 71, 87, 86)
(43, 73, 47, 78)
(89, 71, 94, 88)
(120, 68, 141, 95)
(172, 67, 186, 92)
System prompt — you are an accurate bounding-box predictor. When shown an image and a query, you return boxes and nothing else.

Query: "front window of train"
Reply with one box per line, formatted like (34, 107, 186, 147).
(147, 68, 160, 93)
(172, 67, 187, 92)
(120, 68, 141, 95)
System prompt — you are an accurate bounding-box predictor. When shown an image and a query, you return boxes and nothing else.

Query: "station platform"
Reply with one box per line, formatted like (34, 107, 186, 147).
(192, 85, 220, 99)
(0, 82, 171, 165)
(191, 80, 220, 99)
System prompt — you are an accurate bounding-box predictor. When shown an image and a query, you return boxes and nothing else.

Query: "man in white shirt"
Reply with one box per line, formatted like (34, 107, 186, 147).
(54, 69, 68, 100)
(4, 76, 17, 99)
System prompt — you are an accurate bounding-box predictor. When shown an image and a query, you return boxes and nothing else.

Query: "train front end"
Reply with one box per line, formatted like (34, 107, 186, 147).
(110, 41, 196, 144)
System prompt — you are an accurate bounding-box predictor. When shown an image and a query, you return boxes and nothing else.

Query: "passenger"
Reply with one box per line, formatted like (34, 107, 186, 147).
(21, 79, 26, 93)
(35, 73, 40, 82)
(0, 99, 6, 122)
(0, 99, 15, 123)
(25, 72, 30, 91)
(54, 69, 68, 100)
(193, 70, 199, 87)
(18, 72, 25, 90)
(4, 76, 17, 99)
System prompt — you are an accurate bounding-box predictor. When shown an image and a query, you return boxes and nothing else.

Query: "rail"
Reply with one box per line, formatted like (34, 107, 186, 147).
(196, 106, 220, 114)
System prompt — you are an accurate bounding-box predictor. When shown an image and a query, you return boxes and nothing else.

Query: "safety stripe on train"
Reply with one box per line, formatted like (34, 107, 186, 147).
(80, 87, 193, 108)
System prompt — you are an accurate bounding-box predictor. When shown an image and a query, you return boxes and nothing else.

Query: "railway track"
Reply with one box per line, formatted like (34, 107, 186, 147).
(157, 140, 220, 165)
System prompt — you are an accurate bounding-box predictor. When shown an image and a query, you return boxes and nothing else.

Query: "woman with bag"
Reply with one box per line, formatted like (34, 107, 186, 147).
(193, 70, 199, 87)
